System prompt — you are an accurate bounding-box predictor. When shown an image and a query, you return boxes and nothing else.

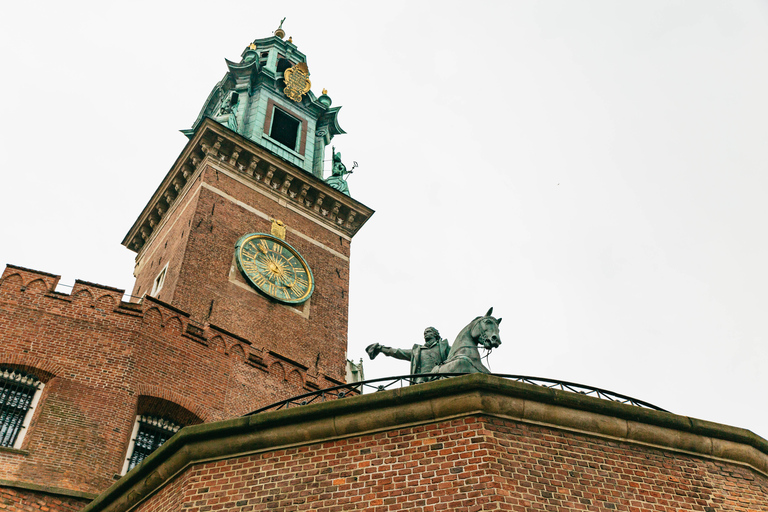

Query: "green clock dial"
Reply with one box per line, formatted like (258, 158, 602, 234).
(234, 233, 314, 304)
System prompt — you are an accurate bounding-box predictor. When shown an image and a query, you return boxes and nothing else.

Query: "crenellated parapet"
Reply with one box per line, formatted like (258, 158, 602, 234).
(0, 263, 344, 499)
(0, 264, 343, 401)
(122, 118, 373, 255)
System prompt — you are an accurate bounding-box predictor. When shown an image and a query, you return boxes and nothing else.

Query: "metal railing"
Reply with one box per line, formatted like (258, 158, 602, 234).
(245, 373, 667, 416)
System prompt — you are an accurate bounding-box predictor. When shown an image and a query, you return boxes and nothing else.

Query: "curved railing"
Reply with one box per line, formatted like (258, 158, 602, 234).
(245, 373, 667, 415)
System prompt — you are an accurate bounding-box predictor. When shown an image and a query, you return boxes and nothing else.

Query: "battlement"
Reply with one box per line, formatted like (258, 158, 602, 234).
(0, 264, 340, 393)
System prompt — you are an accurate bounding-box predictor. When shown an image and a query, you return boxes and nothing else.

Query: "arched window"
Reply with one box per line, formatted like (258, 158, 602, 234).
(0, 368, 44, 449)
(122, 415, 181, 474)
(121, 396, 202, 474)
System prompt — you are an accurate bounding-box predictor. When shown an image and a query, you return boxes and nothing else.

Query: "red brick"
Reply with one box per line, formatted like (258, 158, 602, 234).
(122, 417, 768, 512)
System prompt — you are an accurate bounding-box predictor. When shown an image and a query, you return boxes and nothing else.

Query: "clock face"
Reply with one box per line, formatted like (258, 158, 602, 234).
(235, 233, 314, 304)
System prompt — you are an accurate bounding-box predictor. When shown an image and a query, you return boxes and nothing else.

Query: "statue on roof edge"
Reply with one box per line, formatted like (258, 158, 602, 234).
(324, 148, 353, 196)
(366, 327, 450, 384)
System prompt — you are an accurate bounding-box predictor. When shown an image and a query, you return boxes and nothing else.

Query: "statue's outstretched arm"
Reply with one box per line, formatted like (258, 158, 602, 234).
(380, 346, 412, 361)
(366, 344, 412, 361)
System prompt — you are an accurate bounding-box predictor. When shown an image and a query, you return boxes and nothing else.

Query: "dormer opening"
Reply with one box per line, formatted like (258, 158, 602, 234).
(276, 58, 292, 74)
(269, 107, 301, 151)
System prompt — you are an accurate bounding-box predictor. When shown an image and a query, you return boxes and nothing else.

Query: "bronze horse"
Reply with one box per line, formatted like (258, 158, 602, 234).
(431, 307, 502, 375)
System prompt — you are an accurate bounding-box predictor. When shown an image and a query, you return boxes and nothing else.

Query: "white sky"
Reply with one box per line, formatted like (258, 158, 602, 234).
(1, 1, 767, 438)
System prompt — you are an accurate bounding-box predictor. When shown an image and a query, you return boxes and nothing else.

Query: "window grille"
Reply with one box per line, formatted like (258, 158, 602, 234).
(0, 369, 43, 448)
(124, 415, 182, 473)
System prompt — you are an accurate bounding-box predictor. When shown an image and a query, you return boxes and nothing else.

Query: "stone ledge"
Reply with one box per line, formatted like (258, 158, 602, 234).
(0, 478, 98, 500)
(0, 446, 28, 456)
(83, 373, 768, 512)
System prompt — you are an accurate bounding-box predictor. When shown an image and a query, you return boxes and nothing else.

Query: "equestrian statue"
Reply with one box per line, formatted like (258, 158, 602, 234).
(366, 307, 502, 383)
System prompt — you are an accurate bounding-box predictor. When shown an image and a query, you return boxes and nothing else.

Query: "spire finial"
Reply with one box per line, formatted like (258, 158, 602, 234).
(275, 18, 286, 39)
(319, 88, 332, 107)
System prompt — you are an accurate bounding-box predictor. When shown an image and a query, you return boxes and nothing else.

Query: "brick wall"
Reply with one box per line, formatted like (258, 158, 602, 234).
(0, 265, 345, 505)
(86, 375, 768, 512)
(132, 162, 352, 382)
(0, 487, 88, 512)
(137, 416, 768, 511)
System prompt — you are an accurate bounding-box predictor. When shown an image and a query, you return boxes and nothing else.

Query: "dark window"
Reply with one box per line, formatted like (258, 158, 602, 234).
(126, 416, 181, 472)
(269, 108, 300, 151)
(0, 369, 41, 448)
(276, 58, 292, 74)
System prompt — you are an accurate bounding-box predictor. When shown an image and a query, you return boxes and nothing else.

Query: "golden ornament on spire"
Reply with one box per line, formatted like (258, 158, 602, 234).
(283, 62, 311, 102)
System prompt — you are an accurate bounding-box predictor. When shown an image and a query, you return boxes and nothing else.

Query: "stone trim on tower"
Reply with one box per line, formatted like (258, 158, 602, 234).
(122, 118, 373, 255)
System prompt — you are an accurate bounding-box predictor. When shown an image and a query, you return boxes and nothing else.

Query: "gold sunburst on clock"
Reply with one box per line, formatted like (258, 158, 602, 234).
(235, 233, 314, 304)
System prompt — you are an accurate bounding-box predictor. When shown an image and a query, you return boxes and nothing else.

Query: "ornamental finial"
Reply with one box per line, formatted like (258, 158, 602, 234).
(274, 18, 286, 39)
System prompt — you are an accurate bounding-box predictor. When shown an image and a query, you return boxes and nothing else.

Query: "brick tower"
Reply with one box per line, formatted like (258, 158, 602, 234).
(123, 27, 372, 384)
(0, 26, 371, 511)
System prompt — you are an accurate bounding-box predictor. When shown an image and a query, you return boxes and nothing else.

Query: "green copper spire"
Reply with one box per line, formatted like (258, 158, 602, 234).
(185, 24, 345, 180)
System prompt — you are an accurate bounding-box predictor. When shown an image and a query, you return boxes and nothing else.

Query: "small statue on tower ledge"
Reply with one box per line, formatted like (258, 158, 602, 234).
(324, 147, 356, 196)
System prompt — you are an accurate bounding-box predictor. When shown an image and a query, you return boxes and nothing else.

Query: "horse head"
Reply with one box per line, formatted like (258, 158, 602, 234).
(470, 307, 502, 350)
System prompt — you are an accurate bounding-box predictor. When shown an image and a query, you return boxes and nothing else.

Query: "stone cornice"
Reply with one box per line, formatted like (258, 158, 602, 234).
(122, 118, 374, 254)
(0, 477, 98, 501)
(83, 373, 768, 512)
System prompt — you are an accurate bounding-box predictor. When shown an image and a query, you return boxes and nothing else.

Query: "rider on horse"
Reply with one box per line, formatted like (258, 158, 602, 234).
(366, 327, 450, 384)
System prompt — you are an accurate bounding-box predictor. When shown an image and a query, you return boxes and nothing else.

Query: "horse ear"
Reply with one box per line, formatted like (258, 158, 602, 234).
(486, 307, 493, 317)
(497, 317, 502, 324)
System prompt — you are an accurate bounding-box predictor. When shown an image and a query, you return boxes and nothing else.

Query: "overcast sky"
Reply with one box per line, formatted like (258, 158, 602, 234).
(1, 1, 767, 438)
